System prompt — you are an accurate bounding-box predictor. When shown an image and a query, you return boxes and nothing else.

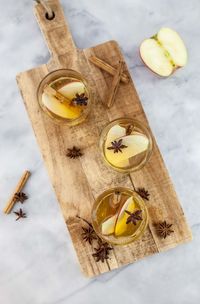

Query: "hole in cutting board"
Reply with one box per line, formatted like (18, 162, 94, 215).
(45, 11, 55, 20)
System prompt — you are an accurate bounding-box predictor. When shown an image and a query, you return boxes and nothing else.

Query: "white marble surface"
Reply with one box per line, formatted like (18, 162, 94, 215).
(0, 0, 200, 303)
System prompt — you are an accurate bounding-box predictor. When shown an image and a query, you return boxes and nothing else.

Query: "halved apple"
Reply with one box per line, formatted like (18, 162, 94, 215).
(140, 27, 187, 77)
(105, 134, 149, 166)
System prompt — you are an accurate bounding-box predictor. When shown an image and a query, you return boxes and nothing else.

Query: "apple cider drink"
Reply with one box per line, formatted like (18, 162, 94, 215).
(92, 187, 148, 245)
(37, 69, 91, 125)
(100, 118, 153, 173)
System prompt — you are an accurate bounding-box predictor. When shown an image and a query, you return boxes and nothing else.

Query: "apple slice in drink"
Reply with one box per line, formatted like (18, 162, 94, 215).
(115, 197, 136, 236)
(105, 134, 149, 166)
(101, 214, 118, 235)
(101, 196, 136, 236)
(105, 125, 129, 167)
(115, 132, 149, 168)
(42, 93, 81, 119)
(105, 125, 126, 143)
(58, 81, 86, 99)
(140, 27, 187, 77)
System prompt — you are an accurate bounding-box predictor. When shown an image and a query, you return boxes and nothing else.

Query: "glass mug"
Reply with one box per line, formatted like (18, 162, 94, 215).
(99, 117, 153, 173)
(37, 69, 91, 126)
(91, 187, 148, 245)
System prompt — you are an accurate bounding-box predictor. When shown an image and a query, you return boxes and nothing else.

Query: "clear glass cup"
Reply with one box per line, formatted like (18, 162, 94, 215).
(99, 118, 153, 173)
(37, 69, 91, 126)
(91, 187, 148, 245)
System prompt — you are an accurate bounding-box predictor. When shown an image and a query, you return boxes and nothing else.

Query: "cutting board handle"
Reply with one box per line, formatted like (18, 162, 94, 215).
(34, 0, 77, 57)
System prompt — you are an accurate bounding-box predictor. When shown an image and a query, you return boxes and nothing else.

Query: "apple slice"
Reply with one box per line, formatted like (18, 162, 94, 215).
(105, 134, 149, 166)
(105, 124, 126, 144)
(105, 125, 129, 168)
(116, 159, 130, 168)
(140, 27, 187, 77)
(115, 197, 136, 236)
(101, 214, 117, 235)
(58, 81, 86, 99)
(42, 93, 81, 119)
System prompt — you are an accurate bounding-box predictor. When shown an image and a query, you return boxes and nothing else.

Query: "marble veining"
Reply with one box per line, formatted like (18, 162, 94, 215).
(0, 0, 200, 303)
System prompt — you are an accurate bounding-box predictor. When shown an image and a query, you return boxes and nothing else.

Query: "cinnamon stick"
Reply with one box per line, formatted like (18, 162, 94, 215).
(109, 191, 122, 208)
(43, 85, 71, 104)
(107, 61, 125, 108)
(89, 56, 129, 84)
(3, 170, 31, 214)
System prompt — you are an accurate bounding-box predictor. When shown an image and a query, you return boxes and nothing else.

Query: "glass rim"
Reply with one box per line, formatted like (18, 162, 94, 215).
(91, 187, 149, 246)
(99, 117, 153, 173)
(37, 68, 91, 126)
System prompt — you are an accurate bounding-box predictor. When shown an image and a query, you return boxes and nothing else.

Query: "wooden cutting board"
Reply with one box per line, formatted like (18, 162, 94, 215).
(16, 0, 192, 277)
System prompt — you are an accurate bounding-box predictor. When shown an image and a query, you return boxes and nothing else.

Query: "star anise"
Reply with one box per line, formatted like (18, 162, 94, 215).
(125, 209, 142, 225)
(66, 146, 83, 159)
(92, 241, 113, 263)
(156, 221, 174, 239)
(14, 192, 28, 203)
(14, 208, 27, 221)
(72, 93, 88, 106)
(77, 215, 113, 263)
(107, 139, 128, 153)
(82, 226, 97, 245)
(136, 188, 150, 201)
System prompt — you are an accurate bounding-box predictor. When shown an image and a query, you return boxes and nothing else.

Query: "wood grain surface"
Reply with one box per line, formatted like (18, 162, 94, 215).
(16, 0, 192, 277)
